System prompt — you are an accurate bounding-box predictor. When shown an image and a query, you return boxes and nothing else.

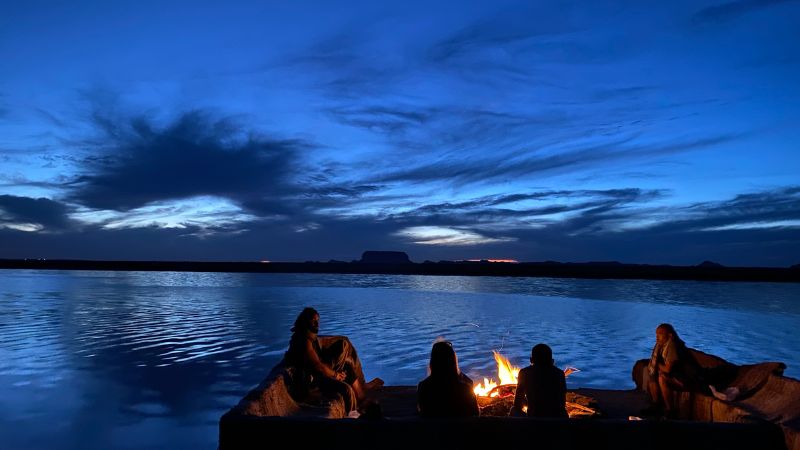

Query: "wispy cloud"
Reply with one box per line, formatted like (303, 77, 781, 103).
(376, 134, 739, 186)
(692, 0, 799, 24)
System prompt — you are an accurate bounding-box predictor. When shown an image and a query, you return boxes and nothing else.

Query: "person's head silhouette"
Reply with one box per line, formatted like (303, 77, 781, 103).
(656, 323, 683, 346)
(429, 341, 459, 379)
(530, 343, 554, 367)
(291, 307, 320, 334)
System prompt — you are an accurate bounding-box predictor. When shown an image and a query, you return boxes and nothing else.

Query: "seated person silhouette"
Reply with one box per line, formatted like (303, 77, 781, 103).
(645, 323, 707, 417)
(511, 343, 568, 418)
(417, 341, 479, 417)
(283, 307, 378, 413)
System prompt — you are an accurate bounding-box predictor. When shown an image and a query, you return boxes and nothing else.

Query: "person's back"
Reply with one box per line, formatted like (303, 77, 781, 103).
(417, 374, 478, 417)
(417, 341, 479, 418)
(512, 343, 567, 418)
(516, 364, 567, 418)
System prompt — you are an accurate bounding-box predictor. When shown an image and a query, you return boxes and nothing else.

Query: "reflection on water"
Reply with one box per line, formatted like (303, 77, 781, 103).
(1, 270, 798, 449)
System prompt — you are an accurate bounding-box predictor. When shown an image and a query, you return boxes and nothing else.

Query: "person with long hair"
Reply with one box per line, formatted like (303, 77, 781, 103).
(646, 323, 706, 417)
(510, 343, 568, 418)
(284, 307, 372, 413)
(417, 341, 479, 417)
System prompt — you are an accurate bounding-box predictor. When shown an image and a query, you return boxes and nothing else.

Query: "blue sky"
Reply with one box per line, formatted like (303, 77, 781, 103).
(1, 0, 799, 265)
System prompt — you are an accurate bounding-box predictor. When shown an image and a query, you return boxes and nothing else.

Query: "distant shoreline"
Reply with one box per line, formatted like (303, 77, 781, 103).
(1, 259, 798, 283)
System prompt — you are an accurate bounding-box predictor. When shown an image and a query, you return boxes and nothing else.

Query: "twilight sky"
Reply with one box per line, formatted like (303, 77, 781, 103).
(1, 0, 799, 265)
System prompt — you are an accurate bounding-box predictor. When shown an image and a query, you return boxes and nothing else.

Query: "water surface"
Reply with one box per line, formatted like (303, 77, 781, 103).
(1, 270, 798, 449)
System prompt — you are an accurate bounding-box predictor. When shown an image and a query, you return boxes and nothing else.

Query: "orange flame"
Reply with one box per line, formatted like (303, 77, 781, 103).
(473, 351, 581, 397)
(473, 351, 520, 397)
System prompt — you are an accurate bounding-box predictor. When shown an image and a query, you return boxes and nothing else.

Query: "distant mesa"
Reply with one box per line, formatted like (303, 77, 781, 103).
(359, 251, 412, 264)
(697, 260, 724, 268)
(791, 263, 800, 270)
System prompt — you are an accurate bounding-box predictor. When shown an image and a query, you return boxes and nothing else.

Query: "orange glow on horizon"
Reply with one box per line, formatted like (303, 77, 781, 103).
(465, 259, 519, 263)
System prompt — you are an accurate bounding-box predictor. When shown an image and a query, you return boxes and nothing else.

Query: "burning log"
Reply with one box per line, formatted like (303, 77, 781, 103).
(486, 384, 516, 398)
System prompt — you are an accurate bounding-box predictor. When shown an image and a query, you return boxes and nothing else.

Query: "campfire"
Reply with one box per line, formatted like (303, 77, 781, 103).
(473, 351, 521, 398)
(472, 351, 597, 418)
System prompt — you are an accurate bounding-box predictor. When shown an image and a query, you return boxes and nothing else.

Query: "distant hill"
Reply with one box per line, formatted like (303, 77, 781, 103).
(359, 251, 411, 264)
(697, 260, 725, 268)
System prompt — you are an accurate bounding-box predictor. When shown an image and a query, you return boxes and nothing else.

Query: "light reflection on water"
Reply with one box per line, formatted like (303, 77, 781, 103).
(1, 270, 798, 449)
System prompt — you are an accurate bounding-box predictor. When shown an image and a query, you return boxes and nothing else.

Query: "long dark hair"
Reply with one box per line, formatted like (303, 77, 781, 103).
(291, 307, 318, 332)
(657, 323, 685, 347)
(429, 341, 460, 379)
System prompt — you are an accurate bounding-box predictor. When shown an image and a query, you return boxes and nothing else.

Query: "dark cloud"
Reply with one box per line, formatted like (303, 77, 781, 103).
(692, 0, 798, 24)
(325, 105, 434, 136)
(68, 110, 310, 213)
(0, 195, 73, 230)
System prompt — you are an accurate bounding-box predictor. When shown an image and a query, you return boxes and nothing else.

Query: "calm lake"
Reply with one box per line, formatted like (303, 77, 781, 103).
(1, 269, 798, 449)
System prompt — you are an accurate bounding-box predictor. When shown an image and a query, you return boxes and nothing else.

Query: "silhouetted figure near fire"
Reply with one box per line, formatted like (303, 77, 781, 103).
(417, 341, 480, 417)
(511, 343, 568, 418)
(645, 323, 707, 418)
(284, 307, 374, 413)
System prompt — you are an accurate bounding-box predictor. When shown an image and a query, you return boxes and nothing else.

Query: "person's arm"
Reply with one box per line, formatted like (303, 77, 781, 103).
(511, 370, 528, 416)
(659, 340, 679, 375)
(301, 337, 338, 379)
